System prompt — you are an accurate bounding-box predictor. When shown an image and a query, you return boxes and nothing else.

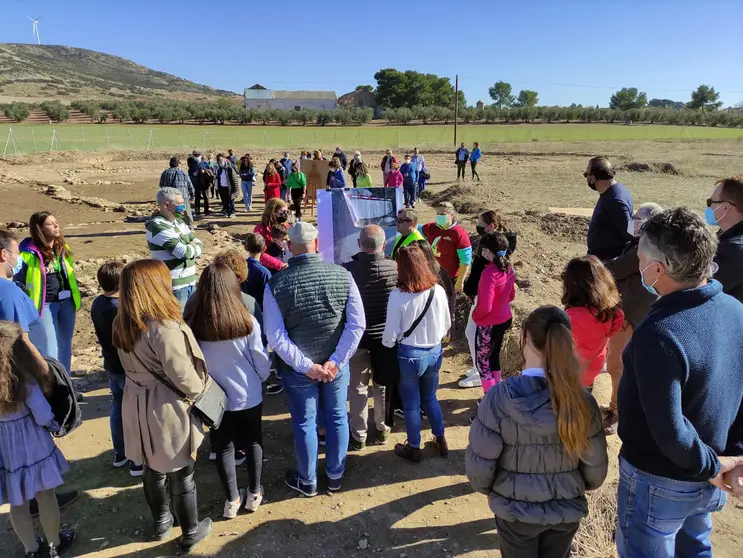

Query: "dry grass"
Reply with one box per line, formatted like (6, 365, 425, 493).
(573, 482, 620, 558)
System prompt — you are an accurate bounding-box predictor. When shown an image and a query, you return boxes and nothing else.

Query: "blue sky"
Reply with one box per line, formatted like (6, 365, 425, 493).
(3, 0, 742, 107)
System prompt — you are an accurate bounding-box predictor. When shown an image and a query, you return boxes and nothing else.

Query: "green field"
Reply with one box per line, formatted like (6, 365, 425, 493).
(2, 123, 743, 156)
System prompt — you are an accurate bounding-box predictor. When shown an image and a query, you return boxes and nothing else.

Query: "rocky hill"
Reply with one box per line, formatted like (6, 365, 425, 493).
(0, 43, 238, 102)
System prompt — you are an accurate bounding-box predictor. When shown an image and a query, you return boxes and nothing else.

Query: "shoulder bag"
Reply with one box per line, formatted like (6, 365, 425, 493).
(398, 287, 436, 346)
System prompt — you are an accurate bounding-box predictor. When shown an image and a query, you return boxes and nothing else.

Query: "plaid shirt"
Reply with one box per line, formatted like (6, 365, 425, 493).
(159, 168, 195, 200)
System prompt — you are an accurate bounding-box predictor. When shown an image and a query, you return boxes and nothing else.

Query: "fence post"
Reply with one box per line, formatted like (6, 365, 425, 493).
(127, 128, 132, 149)
(31, 128, 38, 153)
(237, 130, 240, 146)
(105, 126, 110, 149)
(2, 128, 11, 157)
(397, 129, 401, 149)
(179, 128, 183, 148)
(81, 126, 87, 151)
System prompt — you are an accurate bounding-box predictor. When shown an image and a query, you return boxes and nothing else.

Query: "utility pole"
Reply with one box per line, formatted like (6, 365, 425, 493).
(454, 74, 459, 147)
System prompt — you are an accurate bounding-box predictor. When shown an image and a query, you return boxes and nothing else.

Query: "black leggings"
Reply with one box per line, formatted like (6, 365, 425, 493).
(471, 161, 480, 180)
(291, 187, 305, 220)
(495, 516, 579, 558)
(195, 185, 210, 214)
(211, 405, 263, 500)
(457, 161, 467, 179)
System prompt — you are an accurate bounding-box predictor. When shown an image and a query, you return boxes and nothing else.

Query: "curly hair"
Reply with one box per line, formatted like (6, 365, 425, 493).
(0, 321, 50, 414)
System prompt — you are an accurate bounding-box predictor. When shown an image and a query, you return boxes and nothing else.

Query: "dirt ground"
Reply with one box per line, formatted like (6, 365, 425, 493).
(1, 141, 742, 557)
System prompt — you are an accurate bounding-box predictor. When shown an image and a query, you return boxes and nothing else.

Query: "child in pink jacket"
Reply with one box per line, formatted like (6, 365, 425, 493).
(384, 162, 403, 187)
(472, 232, 516, 393)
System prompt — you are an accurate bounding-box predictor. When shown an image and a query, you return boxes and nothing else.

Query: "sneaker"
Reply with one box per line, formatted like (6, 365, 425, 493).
(394, 442, 423, 463)
(275, 369, 282, 380)
(464, 367, 479, 378)
(348, 437, 366, 451)
(25, 552, 40, 558)
(229, 213, 236, 219)
(113, 454, 129, 468)
(234, 450, 247, 467)
(603, 410, 619, 436)
(266, 382, 283, 396)
(327, 477, 343, 492)
(393, 408, 405, 419)
(31, 490, 79, 518)
(75, 392, 84, 402)
(434, 435, 449, 457)
(223, 490, 244, 519)
(129, 462, 144, 477)
(284, 471, 318, 497)
(376, 429, 390, 445)
(458, 375, 482, 388)
(47, 528, 75, 558)
(318, 433, 326, 446)
(244, 486, 264, 512)
(209, 452, 217, 461)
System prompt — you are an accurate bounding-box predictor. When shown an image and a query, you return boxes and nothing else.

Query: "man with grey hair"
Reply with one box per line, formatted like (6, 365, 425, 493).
(603, 201, 663, 434)
(343, 225, 397, 450)
(263, 221, 365, 496)
(616, 207, 743, 557)
(146, 187, 203, 308)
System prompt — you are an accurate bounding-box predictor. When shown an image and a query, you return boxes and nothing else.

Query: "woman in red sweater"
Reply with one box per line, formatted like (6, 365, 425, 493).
(263, 163, 282, 202)
(472, 232, 516, 394)
(384, 162, 404, 188)
(254, 198, 289, 272)
(561, 255, 624, 390)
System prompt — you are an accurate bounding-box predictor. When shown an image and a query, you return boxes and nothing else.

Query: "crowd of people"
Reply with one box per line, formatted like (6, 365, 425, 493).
(1, 154, 742, 558)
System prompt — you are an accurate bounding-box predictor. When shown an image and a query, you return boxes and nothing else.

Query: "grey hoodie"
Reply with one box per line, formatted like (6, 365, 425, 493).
(466, 374, 608, 525)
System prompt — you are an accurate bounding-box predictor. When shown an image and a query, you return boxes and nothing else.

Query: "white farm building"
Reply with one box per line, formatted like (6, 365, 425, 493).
(244, 84, 337, 111)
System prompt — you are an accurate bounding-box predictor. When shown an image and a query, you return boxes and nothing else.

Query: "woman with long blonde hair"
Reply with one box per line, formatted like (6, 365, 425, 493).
(113, 259, 212, 553)
(466, 305, 608, 558)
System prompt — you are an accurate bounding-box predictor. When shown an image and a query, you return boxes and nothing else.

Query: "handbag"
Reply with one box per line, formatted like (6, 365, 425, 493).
(126, 335, 227, 430)
(398, 287, 436, 346)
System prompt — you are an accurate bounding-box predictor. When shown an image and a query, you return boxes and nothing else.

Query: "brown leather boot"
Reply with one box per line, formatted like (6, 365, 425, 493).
(394, 442, 423, 463)
(434, 435, 449, 457)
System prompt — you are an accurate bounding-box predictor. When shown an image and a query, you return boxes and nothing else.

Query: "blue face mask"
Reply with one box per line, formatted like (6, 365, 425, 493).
(640, 262, 660, 297)
(705, 206, 722, 227)
(435, 215, 449, 228)
(174, 204, 187, 215)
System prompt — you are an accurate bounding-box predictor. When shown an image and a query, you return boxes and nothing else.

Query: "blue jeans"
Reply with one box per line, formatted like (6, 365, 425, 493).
(282, 365, 350, 487)
(173, 284, 195, 311)
(39, 298, 77, 375)
(397, 344, 445, 448)
(403, 183, 417, 207)
(617, 457, 727, 558)
(108, 372, 126, 457)
(241, 181, 254, 210)
(418, 176, 427, 193)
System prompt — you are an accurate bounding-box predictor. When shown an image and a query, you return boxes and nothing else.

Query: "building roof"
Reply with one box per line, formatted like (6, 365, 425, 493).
(244, 88, 337, 101)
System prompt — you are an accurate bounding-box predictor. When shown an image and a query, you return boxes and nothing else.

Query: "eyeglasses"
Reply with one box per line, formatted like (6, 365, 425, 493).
(396, 218, 412, 224)
(706, 198, 736, 207)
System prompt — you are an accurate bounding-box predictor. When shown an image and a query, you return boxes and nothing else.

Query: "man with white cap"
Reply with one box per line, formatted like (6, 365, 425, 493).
(263, 221, 365, 497)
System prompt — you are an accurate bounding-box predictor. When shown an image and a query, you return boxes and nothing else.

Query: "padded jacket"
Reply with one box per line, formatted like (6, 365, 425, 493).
(714, 220, 743, 303)
(466, 374, 608, 525)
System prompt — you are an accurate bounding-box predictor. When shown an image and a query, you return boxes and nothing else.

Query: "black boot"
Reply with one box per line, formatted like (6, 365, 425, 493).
(170, 464, 212, 553)
(143, 467, 174, 541)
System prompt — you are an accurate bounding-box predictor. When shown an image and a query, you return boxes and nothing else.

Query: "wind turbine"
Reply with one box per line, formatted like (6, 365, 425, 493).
(25, 14, 43, 45)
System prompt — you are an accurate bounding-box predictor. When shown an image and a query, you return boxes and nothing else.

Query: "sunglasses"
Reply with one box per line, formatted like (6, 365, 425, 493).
(396, 218, 412, 224)
(706, 198, 736, 208)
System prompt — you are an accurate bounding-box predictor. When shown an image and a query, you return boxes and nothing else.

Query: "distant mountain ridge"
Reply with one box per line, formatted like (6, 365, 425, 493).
(0, 43, 238, 102)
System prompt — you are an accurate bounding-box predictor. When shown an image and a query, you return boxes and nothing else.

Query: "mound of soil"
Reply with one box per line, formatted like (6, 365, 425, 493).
(620, 161, 681, 175)
(421, 183, 504, 216)
(539, 213, 589, 243)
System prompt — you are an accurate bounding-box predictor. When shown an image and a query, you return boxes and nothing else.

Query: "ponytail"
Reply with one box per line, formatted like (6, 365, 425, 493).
(480, 231, 511, 273)
(523, 306, 592, 458)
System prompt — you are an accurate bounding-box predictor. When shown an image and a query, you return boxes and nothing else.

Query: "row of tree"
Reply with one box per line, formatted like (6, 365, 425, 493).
(488, 81, 727, 112)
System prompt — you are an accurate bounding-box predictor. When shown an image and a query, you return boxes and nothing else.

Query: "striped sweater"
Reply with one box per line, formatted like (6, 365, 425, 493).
(145, 213, 204, 291)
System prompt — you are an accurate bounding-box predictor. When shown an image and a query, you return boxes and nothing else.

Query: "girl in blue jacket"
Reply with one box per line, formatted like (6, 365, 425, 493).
(470, 142, 482, 181)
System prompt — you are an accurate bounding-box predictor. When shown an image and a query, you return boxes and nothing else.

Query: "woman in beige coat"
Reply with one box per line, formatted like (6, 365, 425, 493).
(113, 259, 212, 553)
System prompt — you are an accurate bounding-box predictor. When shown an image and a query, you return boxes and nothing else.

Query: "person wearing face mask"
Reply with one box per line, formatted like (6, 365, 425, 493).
(381, 149, 396, 183)
(400, 155, 419, 208)
(410, 147, 426, 194)
(215, 153, 238, 219)
(617, 207, 743, 558)
(391, 209, 425, 260)
(421, 202, 472, 292)
(203, 153, 218, 200)
(602, 202, 662, 434)
(455, 142, 469, 181)
(145, 188, 204, 310)
(470, 142, 482, 181)
(348, 151, 364, 187)
(585, 156, 634, 262)
(159, 157, 195, 226)
(254, 199, 291, 273)
(334, 146, 348, 171)
(706, 175, 743, 303)
(286, 162, 307, 220)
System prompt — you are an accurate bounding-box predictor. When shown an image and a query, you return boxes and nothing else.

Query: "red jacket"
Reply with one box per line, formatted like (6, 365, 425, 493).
(263, 173, 281, 201)
(385, 170, 403, 187)
(254, 224, 284, 272)
(566, 306, 625, 387)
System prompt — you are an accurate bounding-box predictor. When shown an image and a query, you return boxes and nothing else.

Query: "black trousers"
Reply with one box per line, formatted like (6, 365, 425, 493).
(457, 161, 467, 179)
(291, 187, 305, 220)
(471, 160, 480, 180)
(495, 517, 579, 558)
(143, 463, 200, 538)
(211, 405, 263, 500)
(195, 185, 210, 214)
(218, 187, 235, 215)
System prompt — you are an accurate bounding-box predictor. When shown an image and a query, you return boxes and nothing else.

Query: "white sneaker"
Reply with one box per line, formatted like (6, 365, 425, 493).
(223, 490, 245, 519)
(244, 486, 263, 513)
(465, 368, 479, 378)
(458, 374, 482, 388)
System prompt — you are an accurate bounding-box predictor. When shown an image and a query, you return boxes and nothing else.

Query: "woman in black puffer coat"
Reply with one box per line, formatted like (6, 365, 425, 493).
(466, 305, 608, 558)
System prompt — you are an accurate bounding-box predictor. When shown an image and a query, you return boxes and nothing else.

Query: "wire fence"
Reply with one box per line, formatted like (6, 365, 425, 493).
(2, 123, 742, 156)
